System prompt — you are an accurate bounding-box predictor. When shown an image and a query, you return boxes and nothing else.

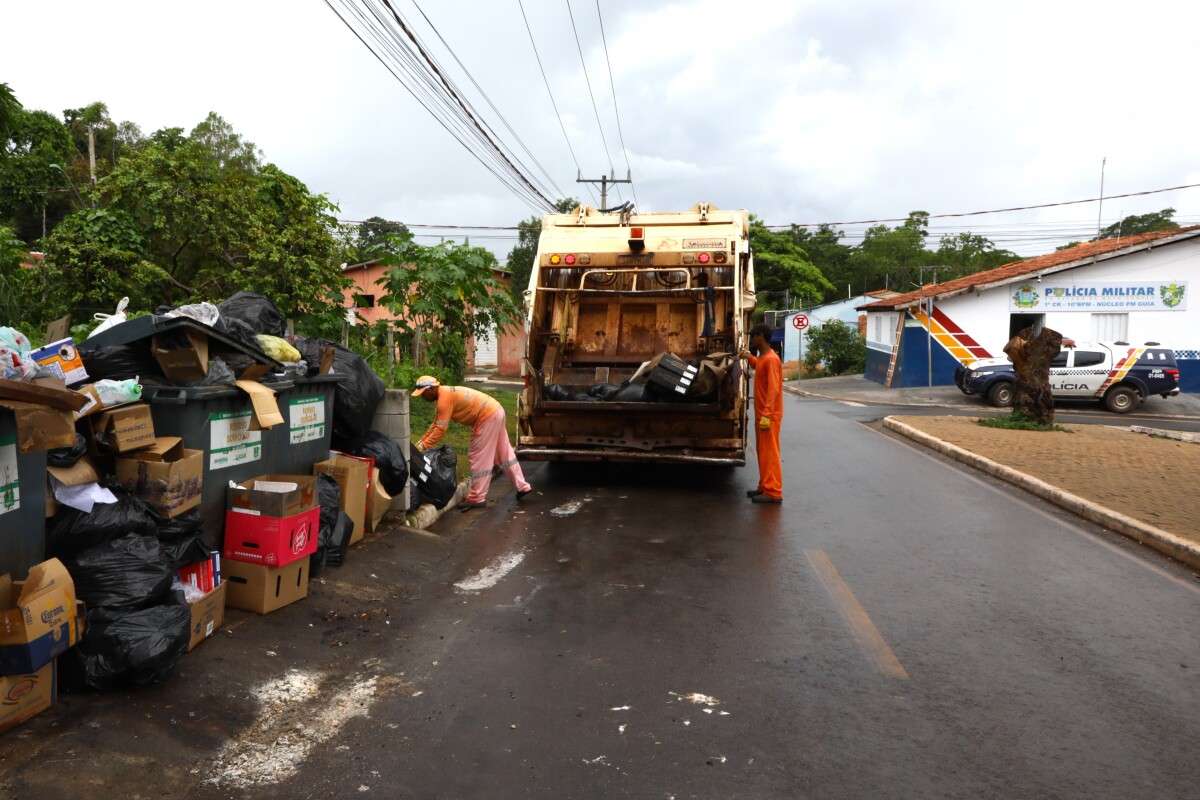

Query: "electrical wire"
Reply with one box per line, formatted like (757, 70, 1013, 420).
(516, 0, 598, 207)
(565, 0, 622, 203)
(594, 0, 637, 208)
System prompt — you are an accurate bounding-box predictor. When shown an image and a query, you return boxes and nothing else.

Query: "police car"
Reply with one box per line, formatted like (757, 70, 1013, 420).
(954, 342, 1181, 413)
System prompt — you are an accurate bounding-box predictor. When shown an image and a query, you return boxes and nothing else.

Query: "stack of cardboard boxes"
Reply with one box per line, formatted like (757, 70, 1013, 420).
(222, 476, 319, 614)
(0, 559, 83, 733)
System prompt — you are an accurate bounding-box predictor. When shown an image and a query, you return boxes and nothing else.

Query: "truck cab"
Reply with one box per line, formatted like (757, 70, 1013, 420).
(955, 342, 1181, 413)
(517, 203, 754, 464)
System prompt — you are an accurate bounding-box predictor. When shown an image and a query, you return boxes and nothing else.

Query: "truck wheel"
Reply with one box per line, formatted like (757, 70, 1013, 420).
(987, 381, 1014, 408)
(1104, 386, 1138, 414)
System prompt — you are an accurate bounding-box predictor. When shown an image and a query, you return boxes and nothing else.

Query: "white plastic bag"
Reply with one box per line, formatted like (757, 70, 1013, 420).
(88, 297, 130, 339)
(0, 326, 37, 380)
(165, 301, 220, 328)
(95, 378, 143, 407)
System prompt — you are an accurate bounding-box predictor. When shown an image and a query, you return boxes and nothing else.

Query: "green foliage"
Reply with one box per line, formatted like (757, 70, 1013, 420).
(1096, 208, 1178, 240)
(0, 83, 22, 145)
(353, 216, 409, 262)
(749, 215, 834, 309)
(40, 207, 170, 319)
(506, 197, 578, 308)
(378, 231, 520, 370)
(803, 320, 866, 375)
(977, 411, 1069, 432)
(0, 102, 76, 242)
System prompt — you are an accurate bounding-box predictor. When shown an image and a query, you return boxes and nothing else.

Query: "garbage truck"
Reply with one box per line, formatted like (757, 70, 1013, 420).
(516, 203, 755, 465)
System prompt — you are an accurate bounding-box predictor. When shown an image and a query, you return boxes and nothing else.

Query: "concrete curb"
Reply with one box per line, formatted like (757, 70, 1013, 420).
(1129, 425, 1199, 444)
(783, 383, 974, 409)
(883, 416, 1200, 572)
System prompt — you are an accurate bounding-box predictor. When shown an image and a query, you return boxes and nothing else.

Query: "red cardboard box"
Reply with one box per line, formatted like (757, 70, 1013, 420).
(224, 506, 319, 567)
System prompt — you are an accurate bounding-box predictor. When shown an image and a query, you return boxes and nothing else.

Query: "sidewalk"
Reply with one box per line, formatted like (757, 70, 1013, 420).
(789, 373, 1200, 417)
(886, 415, 1200, 568)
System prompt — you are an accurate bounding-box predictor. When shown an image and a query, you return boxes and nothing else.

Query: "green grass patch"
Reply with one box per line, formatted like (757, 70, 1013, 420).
(409, 386, 520, 479)
(977, 411, 1070, 433)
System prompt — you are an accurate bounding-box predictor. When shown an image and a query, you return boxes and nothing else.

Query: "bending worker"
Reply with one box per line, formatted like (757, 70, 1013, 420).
(740, 324, 784, 504)
(412, 376, 532, 511)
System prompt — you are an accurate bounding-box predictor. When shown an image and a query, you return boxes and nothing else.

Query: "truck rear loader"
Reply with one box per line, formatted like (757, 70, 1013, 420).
(517, 203, 755, 466)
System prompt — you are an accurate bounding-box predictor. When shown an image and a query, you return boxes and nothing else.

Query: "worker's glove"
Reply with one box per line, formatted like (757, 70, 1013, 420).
(758, 416, 771, 430)
(414, 442, 426, 453)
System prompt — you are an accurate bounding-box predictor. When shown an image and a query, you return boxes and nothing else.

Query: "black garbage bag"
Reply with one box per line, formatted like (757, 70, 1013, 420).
(587, 383, 622, 401)
(47, 433, 87, 468)
(64, 534, 175, 613)
(544, 383, 591, 401)
(152, 508, 202, 541)
(614, 382, 648, 402)
(80, 344, 162, 382)
(218, 291, 285, 336)
(161, 535, 211, 571)
(298, 338, 385, 442)
(182, 357, 235, 386)
(410, 444, 457, 509)
(214, 316, 262, 353)
(68, 602, 190, 690)
(341, 431, 408, 495)
(47, 491, 159, 559)
(312, 474, 353, 577)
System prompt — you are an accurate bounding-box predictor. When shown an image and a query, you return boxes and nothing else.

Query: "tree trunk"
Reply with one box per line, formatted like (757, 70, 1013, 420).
(1003, 326, 1063, 425)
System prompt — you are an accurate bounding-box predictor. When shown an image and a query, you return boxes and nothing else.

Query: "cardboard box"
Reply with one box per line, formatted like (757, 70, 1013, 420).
(0, 559, 79, 675)
(225, 506, 319, 567)
(227, 475, 317, 518)
(365, 471, 392, 534)
(30, 339, 88, 386)
(115, 438, 202, 518)
(235, 380, 284, 430)
(93, 404, 156, 453)
(314, 454, 370, 546)
(187, 582, 227, 651)
(223, 557, 309, 615)
(152, 328, 209, 383)
(0, 660, 57, 734)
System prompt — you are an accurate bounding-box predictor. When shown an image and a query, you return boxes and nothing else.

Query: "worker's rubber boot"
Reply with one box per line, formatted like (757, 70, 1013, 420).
(751, 494, 782, 504)
(746, 490, 763, 498)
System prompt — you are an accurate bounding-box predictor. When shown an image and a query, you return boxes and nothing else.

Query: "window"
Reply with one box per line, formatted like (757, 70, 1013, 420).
(1050, 352, 1069, 368)
(1073, 351, 1106, 368)
(1091, 312, 1128, 342)
(353, 294, 376, 308)
(868, 312, 897, 347)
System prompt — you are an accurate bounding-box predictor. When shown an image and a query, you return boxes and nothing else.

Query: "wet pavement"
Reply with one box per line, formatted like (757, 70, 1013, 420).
(3, 395, 1199, 799)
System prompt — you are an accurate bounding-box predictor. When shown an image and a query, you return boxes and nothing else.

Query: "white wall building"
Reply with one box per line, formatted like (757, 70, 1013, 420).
(860, 228, 1200, 391)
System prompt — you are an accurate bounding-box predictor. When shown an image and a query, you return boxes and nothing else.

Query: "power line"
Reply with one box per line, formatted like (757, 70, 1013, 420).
(767, 181, 1200, 229)
(594, 0, 637, 208)
(406, 0, 567, 199)
(565, 0, 622, 203)
(515, 0, 597, 207)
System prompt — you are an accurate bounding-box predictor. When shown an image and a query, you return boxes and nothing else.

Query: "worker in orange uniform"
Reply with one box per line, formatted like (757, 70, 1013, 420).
(412, 376, 532, 511)
(740, 324, 783, 504)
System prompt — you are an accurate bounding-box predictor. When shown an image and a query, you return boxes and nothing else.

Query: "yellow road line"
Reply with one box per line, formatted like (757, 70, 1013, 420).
(805, 549, 910, 680)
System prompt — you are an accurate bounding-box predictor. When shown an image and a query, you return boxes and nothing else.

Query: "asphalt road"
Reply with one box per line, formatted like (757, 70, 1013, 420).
(3, 395, 1198, 799)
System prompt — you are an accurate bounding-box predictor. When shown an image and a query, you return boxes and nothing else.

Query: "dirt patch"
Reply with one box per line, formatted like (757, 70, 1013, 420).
(893, 416, 1200, 544)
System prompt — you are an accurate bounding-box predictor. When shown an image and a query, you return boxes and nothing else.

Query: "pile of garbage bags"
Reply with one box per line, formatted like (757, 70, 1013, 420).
(544, 352, 735, 405)
(409, 444, 457, 509)
(51, 489, 194, 690)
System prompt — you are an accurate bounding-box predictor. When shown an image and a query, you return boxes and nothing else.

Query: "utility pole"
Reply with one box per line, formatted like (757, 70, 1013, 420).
(87, 125, 97, 186)
(577, 170, 632, 210)
(1096, 156, 1106, 237)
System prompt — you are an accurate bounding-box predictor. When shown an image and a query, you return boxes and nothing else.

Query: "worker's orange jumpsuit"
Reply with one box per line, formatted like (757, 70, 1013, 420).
(418, 386, 531, 504)
(745, 348, 783, 500)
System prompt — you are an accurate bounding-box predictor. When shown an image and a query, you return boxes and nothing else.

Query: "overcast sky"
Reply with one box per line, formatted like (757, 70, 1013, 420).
(4, 0, 1199, 256)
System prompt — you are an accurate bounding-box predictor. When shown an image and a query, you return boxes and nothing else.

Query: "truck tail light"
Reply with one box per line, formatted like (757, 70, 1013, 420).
(564, 253, 576, 266)
(713, 251, 727, 263)
(549, 254, 561, 265)
(628, 226, 645, 252)
(1166, 368, 1180, 381)
(697, 252, 711, 264)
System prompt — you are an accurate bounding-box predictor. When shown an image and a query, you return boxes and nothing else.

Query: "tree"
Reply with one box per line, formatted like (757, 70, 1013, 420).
(506, 197, 578, 307)
(1096, 208, 1178, 239)
(804, 320, 866, 375)
(0, 83, 21, 144)
(748, 216, 833, 308)
(378, 231, 520, 374)
(354, 216, 409, 262)
(932, 232, 1018, 278)
(0, 97, 76, 242)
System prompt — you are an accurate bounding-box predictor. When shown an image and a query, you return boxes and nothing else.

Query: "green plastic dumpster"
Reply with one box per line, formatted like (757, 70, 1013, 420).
(0, 409, 47, 577)
(269, 374, 339, 474)
(142, 382, 293, 546)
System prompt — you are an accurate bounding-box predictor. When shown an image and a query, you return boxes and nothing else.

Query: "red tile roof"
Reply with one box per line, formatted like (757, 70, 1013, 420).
(859, 226, 1200, 310)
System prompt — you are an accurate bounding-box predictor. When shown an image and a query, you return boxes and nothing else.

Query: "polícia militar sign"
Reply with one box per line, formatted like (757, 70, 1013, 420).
(1009, 280, 1188, 312)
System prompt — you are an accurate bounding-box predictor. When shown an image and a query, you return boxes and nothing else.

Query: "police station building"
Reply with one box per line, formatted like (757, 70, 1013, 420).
(860, 226, 1200, 392)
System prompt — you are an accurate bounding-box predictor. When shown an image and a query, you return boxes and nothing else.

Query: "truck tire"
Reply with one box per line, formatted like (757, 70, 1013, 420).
(1104, 385, 1138, 414)
(987, 381, 1014, 408)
